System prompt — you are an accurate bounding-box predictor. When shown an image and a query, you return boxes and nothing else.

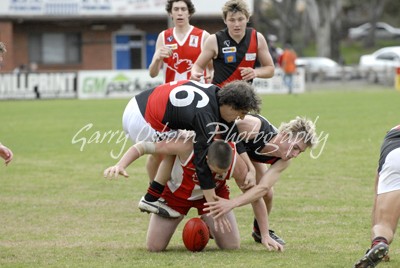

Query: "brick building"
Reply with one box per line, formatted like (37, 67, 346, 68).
(0, 0, 254, 73)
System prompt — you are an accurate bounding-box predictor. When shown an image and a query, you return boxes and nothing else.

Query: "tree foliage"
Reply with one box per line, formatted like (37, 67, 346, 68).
(254, 0, 398, 60)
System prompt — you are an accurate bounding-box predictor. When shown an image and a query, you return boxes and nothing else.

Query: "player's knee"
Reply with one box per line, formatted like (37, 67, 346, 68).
(220, 241, 240, 250)
(147, 243, 166, 252)
(146, 241, 167, 252)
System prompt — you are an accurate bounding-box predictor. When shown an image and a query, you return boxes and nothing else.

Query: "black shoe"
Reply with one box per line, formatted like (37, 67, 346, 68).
(353, 242, 389, 268)
(252, 229, 286, 245)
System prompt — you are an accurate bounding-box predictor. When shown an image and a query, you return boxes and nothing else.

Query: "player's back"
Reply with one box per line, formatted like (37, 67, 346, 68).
(136, 80, 220, 132)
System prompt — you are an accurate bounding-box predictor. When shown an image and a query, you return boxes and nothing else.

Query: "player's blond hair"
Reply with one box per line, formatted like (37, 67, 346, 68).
(0, 42, 6, 53)
(278, 116, 318, 148)
(222, 0, 250, 20)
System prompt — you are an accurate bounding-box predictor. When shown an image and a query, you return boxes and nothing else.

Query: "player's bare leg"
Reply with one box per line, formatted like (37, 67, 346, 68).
(354, 190, 400, 267)
(146, 214, 184, 252)
(146, 154, 163, 182)
(201, 211, 240, 249)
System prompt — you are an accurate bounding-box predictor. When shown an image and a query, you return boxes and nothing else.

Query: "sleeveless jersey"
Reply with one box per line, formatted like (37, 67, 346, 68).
(167, 142, 237, 200)
(133, 80, 236, 190)
(163, 26, 205, 82)
(378, 125, 400, 173)
(244, 114, 281, 165)
(212, 27, 258, 87)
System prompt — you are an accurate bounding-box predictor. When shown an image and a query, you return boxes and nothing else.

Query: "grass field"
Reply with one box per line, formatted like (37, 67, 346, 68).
(0, 83, 399, 267)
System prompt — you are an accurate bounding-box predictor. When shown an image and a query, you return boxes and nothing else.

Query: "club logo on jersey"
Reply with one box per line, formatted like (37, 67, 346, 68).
(224, 40, 231, 47)
(166, 43, 178, 50)
(167, 35, 174, 42)
(245, 53, 256, 61)
(222, 47, 237, 63)
(189, 35, 199, 47)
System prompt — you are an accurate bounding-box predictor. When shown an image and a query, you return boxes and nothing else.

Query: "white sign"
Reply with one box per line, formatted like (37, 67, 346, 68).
(0, 72, 76, 99)
(254, 68, 305, 94)
(78, 70, 164, 99)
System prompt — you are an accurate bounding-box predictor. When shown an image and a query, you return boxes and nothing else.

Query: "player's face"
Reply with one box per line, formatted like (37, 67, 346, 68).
(277, 135, 308, 161)
(224, 11, 249, 38)
(220, 105, 248, 123)
(208, 162, 229, 176)
(170, 1, 190, 26)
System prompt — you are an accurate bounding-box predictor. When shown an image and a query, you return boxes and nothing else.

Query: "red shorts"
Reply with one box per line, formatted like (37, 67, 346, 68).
(161, 185, 230, 216)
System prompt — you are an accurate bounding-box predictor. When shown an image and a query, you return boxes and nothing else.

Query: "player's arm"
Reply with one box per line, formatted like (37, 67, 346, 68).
(231, 155, 282, 251)
(103, 139, 192, 179)
(200, 31, 214, 83)
(239, 33, 275, 81)
(191, 34, 217, 82)
(205, 159, 290, 217)
(148, 32, 172, 78)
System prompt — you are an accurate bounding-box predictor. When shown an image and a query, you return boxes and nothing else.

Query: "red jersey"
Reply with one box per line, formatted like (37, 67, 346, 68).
(162, 26, 206, 82)
(167, 142, 237, 200)
(212, 28, 258, 87)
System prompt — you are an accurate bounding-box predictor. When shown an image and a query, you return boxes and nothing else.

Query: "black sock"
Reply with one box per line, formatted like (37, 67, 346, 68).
(253, 218, 259, 232)
(144, 181, 165, 202)
(371, 236, 389, 248)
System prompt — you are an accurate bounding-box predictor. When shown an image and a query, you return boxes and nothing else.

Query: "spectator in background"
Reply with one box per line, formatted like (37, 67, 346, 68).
(0, 42, 6, 69)
(279, 43, 297, 94)
(0, 143, 13, 166)
(267, 35, 282, 66)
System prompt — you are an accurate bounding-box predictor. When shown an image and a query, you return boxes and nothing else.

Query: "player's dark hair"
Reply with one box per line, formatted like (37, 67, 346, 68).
(166, 0, 195, 16)
(207, 140, 232, 170)
(218, 80, 261, 114)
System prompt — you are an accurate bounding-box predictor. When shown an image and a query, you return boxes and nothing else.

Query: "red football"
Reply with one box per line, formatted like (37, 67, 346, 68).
(182, 218, 210, 252)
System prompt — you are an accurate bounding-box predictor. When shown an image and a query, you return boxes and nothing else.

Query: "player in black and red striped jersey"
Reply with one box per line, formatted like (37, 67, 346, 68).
(354, 125, 400, 268)
(205, 115, 319, 244)
(190, 0, 274, 87)
(110, 79, 260, 219)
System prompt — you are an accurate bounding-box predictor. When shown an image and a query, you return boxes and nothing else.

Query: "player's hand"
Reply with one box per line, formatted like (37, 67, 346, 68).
(261, 234, 284, 252)
(239, 67, 256, 81)
(0, 144, 13, 166)
(204, 196, 234, 219)
(157, 46, 173, 60)
(212, 214, 232, 234)
(190, 70, 203, 82)
(103, 165, 129, 179)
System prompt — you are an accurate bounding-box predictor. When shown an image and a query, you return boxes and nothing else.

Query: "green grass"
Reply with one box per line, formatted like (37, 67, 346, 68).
(0, 84, 399, 267)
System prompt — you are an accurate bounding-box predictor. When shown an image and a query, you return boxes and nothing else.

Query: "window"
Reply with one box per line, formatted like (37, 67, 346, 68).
(29, 33, 81, 64)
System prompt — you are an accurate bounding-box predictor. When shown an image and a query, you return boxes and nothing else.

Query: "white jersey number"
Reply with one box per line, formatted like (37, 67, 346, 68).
(169, 82, 213, 108)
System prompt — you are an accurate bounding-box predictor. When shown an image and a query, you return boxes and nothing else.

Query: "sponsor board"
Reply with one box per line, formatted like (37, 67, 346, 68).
(78, 70, 163, 99)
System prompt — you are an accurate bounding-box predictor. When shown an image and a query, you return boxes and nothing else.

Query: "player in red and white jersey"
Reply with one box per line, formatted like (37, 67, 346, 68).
(147, 1, 211, 206)
(190, 0, 274, 87)
(148, 0, 211, 83)
(104, 139, 283, 252)
(112, 80, 260, 219)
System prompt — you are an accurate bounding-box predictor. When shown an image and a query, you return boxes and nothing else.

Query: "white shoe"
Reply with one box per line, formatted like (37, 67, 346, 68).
(138, 196, 181, 218)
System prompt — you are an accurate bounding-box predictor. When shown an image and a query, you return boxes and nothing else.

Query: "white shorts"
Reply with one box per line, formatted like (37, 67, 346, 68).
(377, 147, 400, 194)
(122, 97, 178, 143)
